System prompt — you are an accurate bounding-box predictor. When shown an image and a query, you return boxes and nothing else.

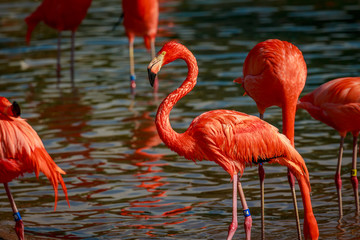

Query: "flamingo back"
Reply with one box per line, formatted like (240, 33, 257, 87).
(122, 0, 159, 48)
(299, 77, 360, 135)
(241, 39, 307, 113)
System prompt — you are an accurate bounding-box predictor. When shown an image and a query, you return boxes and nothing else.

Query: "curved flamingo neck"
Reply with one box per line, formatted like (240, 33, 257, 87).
(155, 48, 198, 151)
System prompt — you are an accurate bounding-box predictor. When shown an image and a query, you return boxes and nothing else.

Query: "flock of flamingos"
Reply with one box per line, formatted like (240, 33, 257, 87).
(0, 0, 359, 239)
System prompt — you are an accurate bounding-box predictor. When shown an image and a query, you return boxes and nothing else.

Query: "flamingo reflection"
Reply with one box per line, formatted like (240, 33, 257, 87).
(121, 110, 195, 236)
(17, 89, 108, 238)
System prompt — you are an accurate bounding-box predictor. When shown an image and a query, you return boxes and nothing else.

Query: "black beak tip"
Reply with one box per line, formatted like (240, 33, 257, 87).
(147, 68, 157, 87)
(12, 101, 21, 117)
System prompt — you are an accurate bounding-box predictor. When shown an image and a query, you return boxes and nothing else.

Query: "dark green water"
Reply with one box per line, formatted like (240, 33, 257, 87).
(0, 0, 360, 239)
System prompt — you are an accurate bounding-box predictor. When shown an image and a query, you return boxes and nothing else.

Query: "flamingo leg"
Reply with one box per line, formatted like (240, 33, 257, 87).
(57, 31, 62, 85)
(129, 40, 136, 89)
(150, 38, 159, 93)
(3, 183, 24, 240)
(150, 38, 156, 59)
(70, 31, 75, 87)
(351, 134, 359, 214)
(287, 169, 302, 240)
(226, 173, 238, 240)
(237, 175, 252, 240)
(335, 136, 345, 219)
(259, 112, 265, 240)
(259, 164, 265, 239)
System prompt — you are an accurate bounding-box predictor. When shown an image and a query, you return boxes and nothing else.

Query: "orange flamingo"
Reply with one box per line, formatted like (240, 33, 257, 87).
(25, 0, 92, 85)
(233, 39, 307, 239)
(147, 41, 318, 240)
(0, 97, 69, 240)
(122, 0, 159, 89)
(298, 77, 360, 217)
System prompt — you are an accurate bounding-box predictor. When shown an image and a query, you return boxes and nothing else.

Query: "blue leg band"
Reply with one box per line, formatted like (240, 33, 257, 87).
(243, 209, 251, 217)
(13, 212, 22, 221)
(130, 75, 136, 81)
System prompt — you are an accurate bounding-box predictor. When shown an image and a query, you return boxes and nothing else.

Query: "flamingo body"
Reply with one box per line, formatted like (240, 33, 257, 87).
(298, 77, 360, 136)
(25, 0, 92, 44)
(0, 96, 69, 208)
(122, 0, 159, 50)
(148, 41, 318, 240)
(160, 109, 308, 179)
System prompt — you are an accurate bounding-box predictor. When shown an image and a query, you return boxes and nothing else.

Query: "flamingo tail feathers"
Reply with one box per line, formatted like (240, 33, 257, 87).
(32, 148, 69, 210)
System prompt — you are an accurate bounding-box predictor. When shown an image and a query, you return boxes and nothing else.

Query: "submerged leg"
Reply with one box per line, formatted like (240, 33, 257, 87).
(288, 169, 302, 240)
(57, 31, 62, 85)
(238, 175, 252, 240)
(3, 183, 24, 240)
(227, 174, 238, 240)
(335, 136, 345, 219)
(129, 40, 136, 89)
(351, 134, 359, 214)
(259, 164, 265, 239)
(70, 31, 75, 87)
(259, 113, 265, 239)
(150, 38, 156, 59)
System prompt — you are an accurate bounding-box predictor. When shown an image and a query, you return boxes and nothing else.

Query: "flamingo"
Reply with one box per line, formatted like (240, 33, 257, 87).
(297, 77, 360, 218)
(147, 41, 319, 240)
(0, 97, 70, 240)
(233, 39, 307, 239)
(25, 0, 92, 85)
(122, 0, 159, 89)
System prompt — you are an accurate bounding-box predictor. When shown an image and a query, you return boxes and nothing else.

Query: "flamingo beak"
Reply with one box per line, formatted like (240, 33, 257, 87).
(147, 51, 165, 87)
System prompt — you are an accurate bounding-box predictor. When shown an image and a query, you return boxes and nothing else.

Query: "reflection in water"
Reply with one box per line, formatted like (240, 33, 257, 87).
(121, 108, 192, 237)
(26, 88, 93, 161)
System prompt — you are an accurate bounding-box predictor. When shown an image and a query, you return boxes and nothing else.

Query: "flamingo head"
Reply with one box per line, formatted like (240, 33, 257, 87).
(147, 51, 165, 87)
(0, 97, 21, 118)
(303, 212, 319, 240)
(147, 41, 191, 87)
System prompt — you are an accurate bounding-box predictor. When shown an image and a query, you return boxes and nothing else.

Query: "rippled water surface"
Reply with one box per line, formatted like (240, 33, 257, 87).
(1, 0, 360, 239)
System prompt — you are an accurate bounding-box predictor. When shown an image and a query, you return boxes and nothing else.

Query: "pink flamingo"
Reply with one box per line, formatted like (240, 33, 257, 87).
(0, 97, 69, 240)
(147, 41, 319, 240)
(25, 0, 92, 85)
(234, 39, 307, 239)
(298, 77, 360, 217)
(122, 0, 159, 89)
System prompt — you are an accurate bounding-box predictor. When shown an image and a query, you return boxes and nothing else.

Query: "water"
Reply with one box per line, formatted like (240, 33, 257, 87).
(1, 0, 360, 239)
